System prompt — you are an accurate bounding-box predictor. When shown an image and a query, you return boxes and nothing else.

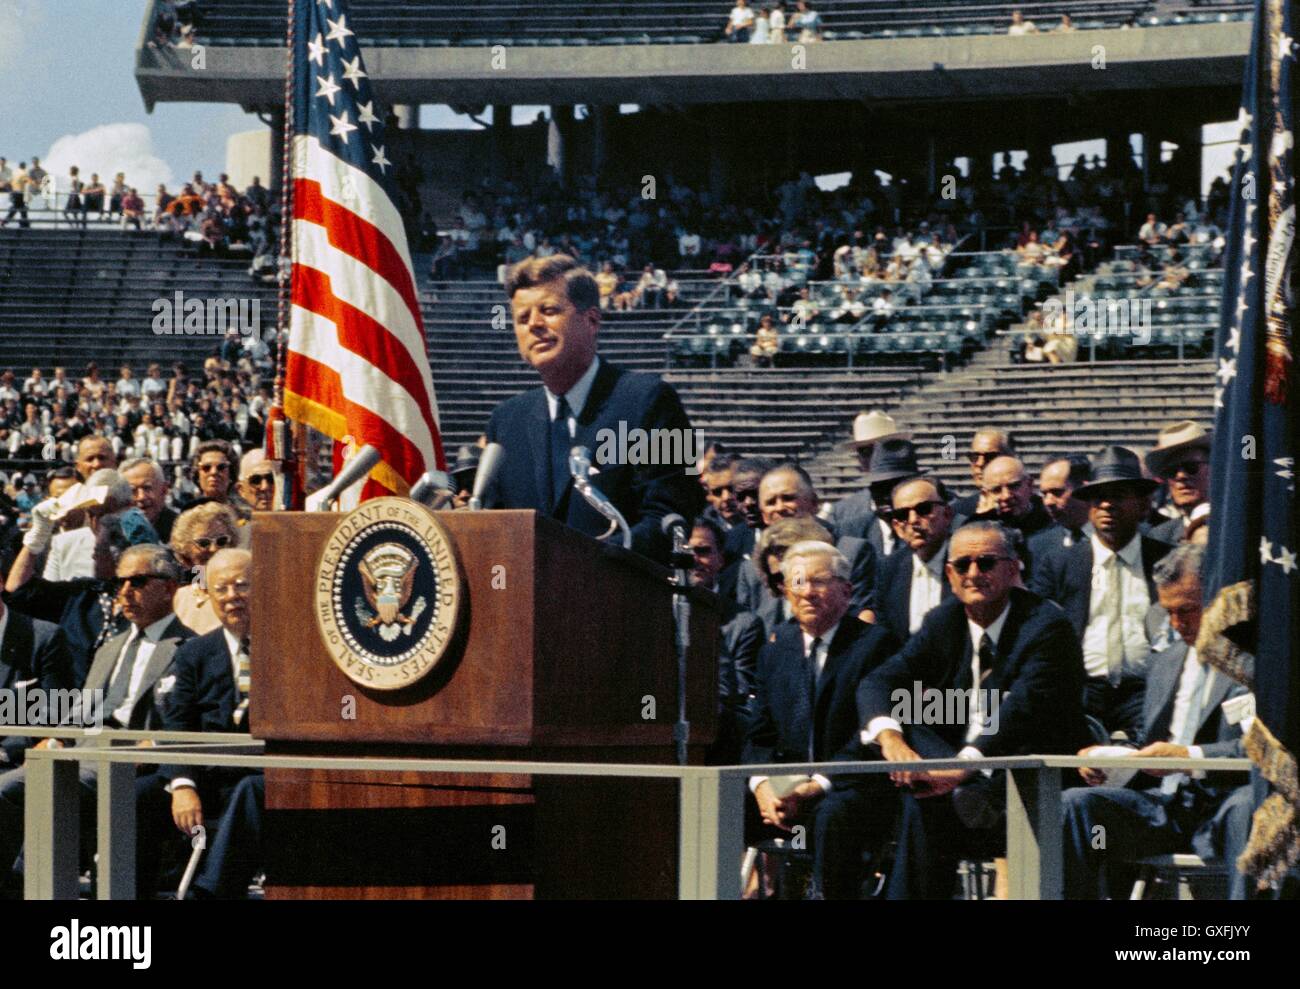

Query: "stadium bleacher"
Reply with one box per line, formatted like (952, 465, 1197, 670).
(176, 0, 1254, 48)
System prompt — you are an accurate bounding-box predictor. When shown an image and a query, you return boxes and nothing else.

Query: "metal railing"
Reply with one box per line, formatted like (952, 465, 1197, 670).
(11, 728, 1250, 901)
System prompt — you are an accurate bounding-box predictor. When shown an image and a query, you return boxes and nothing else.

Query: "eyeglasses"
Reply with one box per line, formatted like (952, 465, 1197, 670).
(112, 574, 166, 593)
(210, 579, 251, 597)
(947, 555, 1013, 574)
(1040, 486, 1070, 499)
(789, 575, 841, 593)
(886, 500, 944, 523)
(193, 535, 233, 551)
(708, 484, 734, 498)
(983, 479, 1028, 496)
(244, 473, 275, 487)
(735, 488, 760, 503)
(198, 462, 231, 473)
(967, 451, 1001, 465)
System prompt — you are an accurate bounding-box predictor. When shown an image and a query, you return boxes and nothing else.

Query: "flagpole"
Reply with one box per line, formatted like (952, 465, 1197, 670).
(268, 0, 303, 509)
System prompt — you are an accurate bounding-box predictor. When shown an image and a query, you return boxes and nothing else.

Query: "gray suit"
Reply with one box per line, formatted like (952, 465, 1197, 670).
(0, 614, 193, 893)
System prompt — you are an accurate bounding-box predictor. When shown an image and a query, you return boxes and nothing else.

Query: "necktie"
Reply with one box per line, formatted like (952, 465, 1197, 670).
(549, 396, 572, 512)
(233, 637, 251, 727)
(1162, 662, 1210, 795)
(974, 632, 995, 732)
(805, 636, 822, 760)
(103, 634, 142, 724)
(1105, 554, 1125, 685)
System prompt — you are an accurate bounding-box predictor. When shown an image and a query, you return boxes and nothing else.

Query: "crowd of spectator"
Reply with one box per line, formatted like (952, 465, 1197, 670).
(0, 342, 275, 525)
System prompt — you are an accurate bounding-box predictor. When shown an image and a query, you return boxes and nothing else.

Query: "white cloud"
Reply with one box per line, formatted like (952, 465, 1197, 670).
(0, 1, 41, 72)
(43, 123, 174, 193)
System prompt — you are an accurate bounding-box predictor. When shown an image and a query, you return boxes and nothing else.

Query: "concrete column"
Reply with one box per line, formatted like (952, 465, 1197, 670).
(591, 105, 615, 182)
(268, 108, 286, 197)
(548, 105, 576, 185)
(490, 103, 513, 181)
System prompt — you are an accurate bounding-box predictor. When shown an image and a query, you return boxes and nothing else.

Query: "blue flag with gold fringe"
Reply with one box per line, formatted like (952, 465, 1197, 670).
(1200, 0, 1300, 890)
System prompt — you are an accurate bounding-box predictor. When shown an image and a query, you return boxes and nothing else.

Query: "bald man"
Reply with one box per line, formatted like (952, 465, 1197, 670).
(951, 428, 1013, 518)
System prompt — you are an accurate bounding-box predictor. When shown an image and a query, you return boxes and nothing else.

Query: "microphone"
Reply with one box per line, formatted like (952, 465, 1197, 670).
(468, 442, 504, 511)
(569, 445, 631, 549)
(305, 444, 382, 511)
(409, 469, 454, 507)
(660, 513, 693, 572)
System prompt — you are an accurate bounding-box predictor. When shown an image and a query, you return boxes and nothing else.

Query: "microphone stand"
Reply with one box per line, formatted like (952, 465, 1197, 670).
(665, 520, 693, 767)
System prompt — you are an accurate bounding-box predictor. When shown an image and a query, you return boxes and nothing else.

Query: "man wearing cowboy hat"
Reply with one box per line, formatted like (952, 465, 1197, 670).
(828, 411, 912, 558)
(1143, 421, 1212, 545)
(1030, 446, 1174, 738)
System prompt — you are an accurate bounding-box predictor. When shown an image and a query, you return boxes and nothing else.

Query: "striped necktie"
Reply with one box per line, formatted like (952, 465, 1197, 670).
(233, 636, 251, 726)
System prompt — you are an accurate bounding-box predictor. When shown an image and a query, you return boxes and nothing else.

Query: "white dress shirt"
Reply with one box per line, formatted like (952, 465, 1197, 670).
(908, 542, 948, 634)
(544, 354, 600, 433)
(1082, 532, 1151, 681)
(862, 601, 1010, 761)
(749, 619, 843, 796)
(876, 515, 897, 557)
(108, 615, 175, 728)
(1159, 647, 1212, 792)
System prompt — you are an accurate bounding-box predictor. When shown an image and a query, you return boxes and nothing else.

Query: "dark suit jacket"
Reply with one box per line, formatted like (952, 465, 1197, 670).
(157, 628, 244, 789)
(4, 577, 124, 687)
(77, 616, 192, 732)
(1029, 534, 1173, 641)
(1148, 515, 1187, 546)
(858, 587, 1089, 757)
(1130, 637, 1248, 799)
(718, 596, 763, 708)
(830, 489, 894, 558)
(0, 609, 74, 766)
(876, 544, 954, 646)
(744, 617, 898, 787)
(482, 359, 703, 564)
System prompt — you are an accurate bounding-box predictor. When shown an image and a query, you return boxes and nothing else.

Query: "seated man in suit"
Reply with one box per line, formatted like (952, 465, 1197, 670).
(972, 455, 1059, 579)
(735, 463, 878, 625)
(1143, 421, 1211, 545)
(1037, 453, 1093, 549)
(0, 543, 190, 898)
(687, 516, 764, 763)
(858, 520, 1088, 899)
(827, 411, 912, 557)
(876, 476, 955, 645)
(1063, 543, 1254, 899)
(1030, 446, 1173, 739)
(136, 548, 262, 898)
(744, 541, 898, 899)
(481, 255, 702, 564)
(950, 428, 1014, 518)
(0, 591, 74, 770)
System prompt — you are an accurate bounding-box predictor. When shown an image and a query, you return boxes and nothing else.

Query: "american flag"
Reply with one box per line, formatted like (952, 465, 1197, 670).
(1200, 0, 1298, 889)
(283, 0, 445, 498)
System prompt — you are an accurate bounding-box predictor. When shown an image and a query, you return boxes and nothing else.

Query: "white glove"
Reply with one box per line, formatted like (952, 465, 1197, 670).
(22, 497, 57, 554)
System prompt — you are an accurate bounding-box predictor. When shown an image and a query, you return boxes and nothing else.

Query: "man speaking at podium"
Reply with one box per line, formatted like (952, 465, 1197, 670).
(481, 256, 702, 564)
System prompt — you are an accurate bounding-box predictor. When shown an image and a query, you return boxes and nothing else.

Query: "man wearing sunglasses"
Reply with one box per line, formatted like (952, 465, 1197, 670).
(0, 543, 190, 899)
(857, 521, 1087, 899)
(1143, 421, 1211, 545)
(950, 428, 1014, 519)
(875, 477, 955, 645)
(235, 449, 280, 513)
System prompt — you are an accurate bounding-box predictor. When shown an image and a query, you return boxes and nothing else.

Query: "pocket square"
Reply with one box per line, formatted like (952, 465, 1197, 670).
(155, 675, 177, 696)
(12, 678, 38, 689)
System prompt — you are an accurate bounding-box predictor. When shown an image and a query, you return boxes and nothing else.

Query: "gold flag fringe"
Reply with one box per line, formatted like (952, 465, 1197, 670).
(1196, 580, 1255, 688)
(1241, 720, 1300, 889)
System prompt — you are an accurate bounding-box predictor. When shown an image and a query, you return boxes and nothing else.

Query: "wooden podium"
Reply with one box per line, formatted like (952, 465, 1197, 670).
(250, 509, 719, 899)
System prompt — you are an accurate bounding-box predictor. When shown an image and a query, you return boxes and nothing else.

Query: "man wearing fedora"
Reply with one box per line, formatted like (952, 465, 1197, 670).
(1144, 421, 1212, 545)
(828, 411, 912, 559)
(1031, 446, 1174, 739)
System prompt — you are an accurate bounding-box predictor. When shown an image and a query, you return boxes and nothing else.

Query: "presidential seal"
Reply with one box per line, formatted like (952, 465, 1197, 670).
(316, 497, 464, 691)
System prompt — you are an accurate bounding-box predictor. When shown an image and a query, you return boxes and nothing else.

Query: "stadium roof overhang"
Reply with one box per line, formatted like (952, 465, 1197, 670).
(136, 23, 1249, 115)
